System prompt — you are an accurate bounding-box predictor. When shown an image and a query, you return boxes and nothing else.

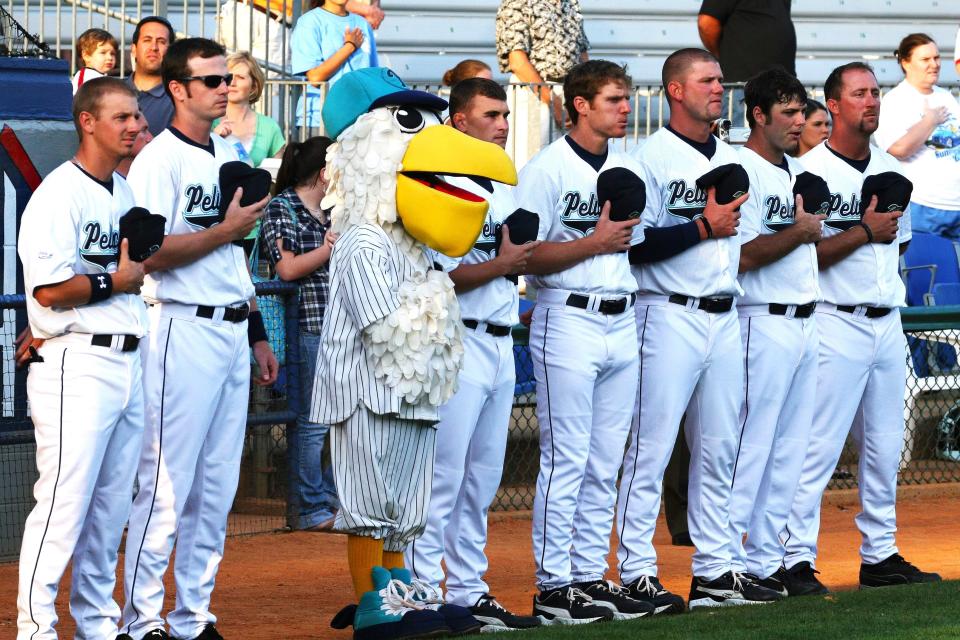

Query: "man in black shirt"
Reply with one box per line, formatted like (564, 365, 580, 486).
(697, 0, 796, 81)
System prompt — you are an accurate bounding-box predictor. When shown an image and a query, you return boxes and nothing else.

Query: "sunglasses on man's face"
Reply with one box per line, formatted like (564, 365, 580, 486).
(179, 73, 234, 89)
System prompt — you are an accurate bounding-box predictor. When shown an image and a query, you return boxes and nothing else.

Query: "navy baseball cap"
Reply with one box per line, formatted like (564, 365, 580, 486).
(322, 67, 448, 139)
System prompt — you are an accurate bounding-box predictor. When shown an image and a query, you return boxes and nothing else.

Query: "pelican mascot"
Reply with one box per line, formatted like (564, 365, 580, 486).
(310, 68, 517, 639)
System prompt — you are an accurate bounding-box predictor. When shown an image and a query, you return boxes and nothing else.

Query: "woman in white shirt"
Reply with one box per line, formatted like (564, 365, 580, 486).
(875, 33, 960, 238)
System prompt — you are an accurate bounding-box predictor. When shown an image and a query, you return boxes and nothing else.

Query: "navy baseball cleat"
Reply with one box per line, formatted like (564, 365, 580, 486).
(575, 580, 655, 620)
(394, 568, 482, 636)
(623, 575, 685, 615)
(859, 554, 942, 588)
(688, 571, 784, 608)
(779, 562, 830, 596)
(346, 566, 450, 640)
(468, 594, 542, 631)
(533, 585, 613, 625)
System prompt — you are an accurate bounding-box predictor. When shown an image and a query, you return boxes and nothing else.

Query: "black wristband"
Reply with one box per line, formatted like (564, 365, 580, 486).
(86, 273, 113, 303)
(345, 41, 357, 51)
(859, 222, 874, 243)
(247, 310, 268, 347)
(700, 216, 714, 239)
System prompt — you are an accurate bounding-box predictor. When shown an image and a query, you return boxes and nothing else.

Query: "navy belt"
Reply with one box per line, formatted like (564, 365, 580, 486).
(836, 304, 891, 318)
(668, 294, 734, 314)
(769, 302, 817, 318)
(91, 334, 140, 352)
(463, 319, 512, 337)
(566, 293, 636, 315)
(197, 303, 250, 323)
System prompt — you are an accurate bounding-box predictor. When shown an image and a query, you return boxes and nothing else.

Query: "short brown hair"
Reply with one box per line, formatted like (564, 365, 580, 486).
(76, 28, 118, 66)
(449, 78, 507, 119)
(662, 48, 719, 103)
(226, 51, 266, 104)
(563, 60, 632, 125)
(894, 33, 936, 74)
(823, 61, 875, 102)
(442, 59, 491, 87)
(72, 76, 137, 138)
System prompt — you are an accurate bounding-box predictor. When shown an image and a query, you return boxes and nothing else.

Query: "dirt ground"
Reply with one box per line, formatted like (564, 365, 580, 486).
(2, 485, 959, 640)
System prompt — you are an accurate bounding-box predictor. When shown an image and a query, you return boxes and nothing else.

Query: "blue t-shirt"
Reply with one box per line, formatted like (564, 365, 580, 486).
(291, 7, 378, 128)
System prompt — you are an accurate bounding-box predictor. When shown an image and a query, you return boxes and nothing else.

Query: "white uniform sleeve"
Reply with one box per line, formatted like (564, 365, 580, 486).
(344, 245, 399, 329)
(514, 160, 559, 241)
(18, 189, 80, 289)
(127, 150, 180, 233)
(623, 155, 647, 246)
(875, 91, 910, 152)
(899, 204, 913, 244)
(738, 166, 763, 244)
(427, 248, 461, 273)
(635, 152, 664, 230)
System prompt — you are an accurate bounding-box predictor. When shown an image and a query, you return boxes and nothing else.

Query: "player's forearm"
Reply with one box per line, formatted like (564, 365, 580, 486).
(449, 260, 507, 294)
(816, 225, 870, 270)
(886, 118, 938, 160)
(697, 14, 722, 58)
(33, 273, 107, 308)
(525, 238, 595, 275)
(144, 226, 232, 272)
(739, 227, 806, 273)
(305, 47, 356, 85)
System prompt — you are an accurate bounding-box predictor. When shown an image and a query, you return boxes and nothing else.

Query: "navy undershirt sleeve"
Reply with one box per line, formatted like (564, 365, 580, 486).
(628, 220, 702, 264)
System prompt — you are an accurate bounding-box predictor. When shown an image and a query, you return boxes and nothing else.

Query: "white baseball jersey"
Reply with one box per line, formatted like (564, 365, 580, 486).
(431, 178, 519, 327)
(18, 162, 147, 339)
(799, 142, 911, 307)
(631, 127, 743, 298)
(514, 136, 644, 295)
(126, 127, 253, 306)
(737, 148, 820, 305)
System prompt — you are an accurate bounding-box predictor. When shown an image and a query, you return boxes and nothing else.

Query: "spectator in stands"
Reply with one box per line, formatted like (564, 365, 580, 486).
(875, 33, 960, 238)
(291, 0, 378, 129)
(125, 16, 176, 136)
(72, 28, 118, 94)
(697, 1, 796, 81)
(260, 136, 340, 531)
(495, 0, 588, 166)
(116, 113, 154, 177)
(794, 98, 830, 157)
(443, 59, 493, 87)
(213, 51, 286, 166)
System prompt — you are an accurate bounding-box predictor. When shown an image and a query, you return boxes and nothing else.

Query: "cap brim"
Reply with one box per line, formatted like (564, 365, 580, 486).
(372, 89, 448, 112)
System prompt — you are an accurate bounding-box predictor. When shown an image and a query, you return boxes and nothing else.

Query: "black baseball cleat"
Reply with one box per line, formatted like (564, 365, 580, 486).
(469, 594, 542, 631)
(576, 580, 655, 620)
(142, 630, 171, 640)
(623, 575, 685, 615)
(743, 571, 788, 598)
(688, 571, 784, 608)
(116, 635, 134, 640)
(532, 585, 614, 625)
(780, 562, 830, 596)
(859, 554, 942, 588)
(174, 624, 224, 640)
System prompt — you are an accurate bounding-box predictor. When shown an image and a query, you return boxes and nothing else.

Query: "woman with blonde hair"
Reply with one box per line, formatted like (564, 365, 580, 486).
(214, 51, 286, 167)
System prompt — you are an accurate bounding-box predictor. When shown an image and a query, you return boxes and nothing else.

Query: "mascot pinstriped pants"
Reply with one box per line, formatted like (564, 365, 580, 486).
(331, 407, 437, 551)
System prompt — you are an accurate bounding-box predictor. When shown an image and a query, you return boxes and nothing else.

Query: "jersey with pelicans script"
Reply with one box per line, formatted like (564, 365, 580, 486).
(737, 148, 820, 306)
(799, 142, 911, 308)
(631, 127, 743, 298)
(431, 177, 519, 327)
(18, 162, 148, 339)
(514, 136, 644, 295)
(127, 127, 254, 306)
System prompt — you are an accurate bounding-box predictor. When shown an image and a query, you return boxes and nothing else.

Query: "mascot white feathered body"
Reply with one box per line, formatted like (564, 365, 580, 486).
(312, 67, 517, 640)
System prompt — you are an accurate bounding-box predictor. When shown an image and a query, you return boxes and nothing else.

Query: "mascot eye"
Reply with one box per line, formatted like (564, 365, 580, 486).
(393, 108, 425, 133)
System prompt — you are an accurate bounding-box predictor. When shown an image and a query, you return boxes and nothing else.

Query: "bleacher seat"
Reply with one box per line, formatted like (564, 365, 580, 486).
(930, 282, 960, 306)
(901, 232, 960, 306)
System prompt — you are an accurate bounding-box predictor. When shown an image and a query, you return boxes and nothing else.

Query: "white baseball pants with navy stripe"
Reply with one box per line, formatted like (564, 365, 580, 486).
(530, 295, 638, 589)
(17, 335, 143, 640)
(784, 308, 906, 568)
(727, 310, 818, 579)
(617, 301, 743, 582)
(331, 407, 436, 552)
(122, 304, 251, 640)
(406, 328, 515, 607)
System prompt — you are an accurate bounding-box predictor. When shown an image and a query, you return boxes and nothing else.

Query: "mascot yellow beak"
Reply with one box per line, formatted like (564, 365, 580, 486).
(396, 125, 518, 258)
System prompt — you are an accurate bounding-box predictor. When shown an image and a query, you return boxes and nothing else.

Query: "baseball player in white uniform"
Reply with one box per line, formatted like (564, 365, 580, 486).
(516, 60, 652, 624)
(727, 68, 824, 593)
(783, 62, 941, 593)
(617, 48, 782, 610)
(120, 39, 277, 640)
(16, 77, 147, 640)
(405, 78, 542, 632)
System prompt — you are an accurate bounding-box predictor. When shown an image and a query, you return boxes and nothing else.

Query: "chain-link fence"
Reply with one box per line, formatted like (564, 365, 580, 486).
(4, 297, 960, 560)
